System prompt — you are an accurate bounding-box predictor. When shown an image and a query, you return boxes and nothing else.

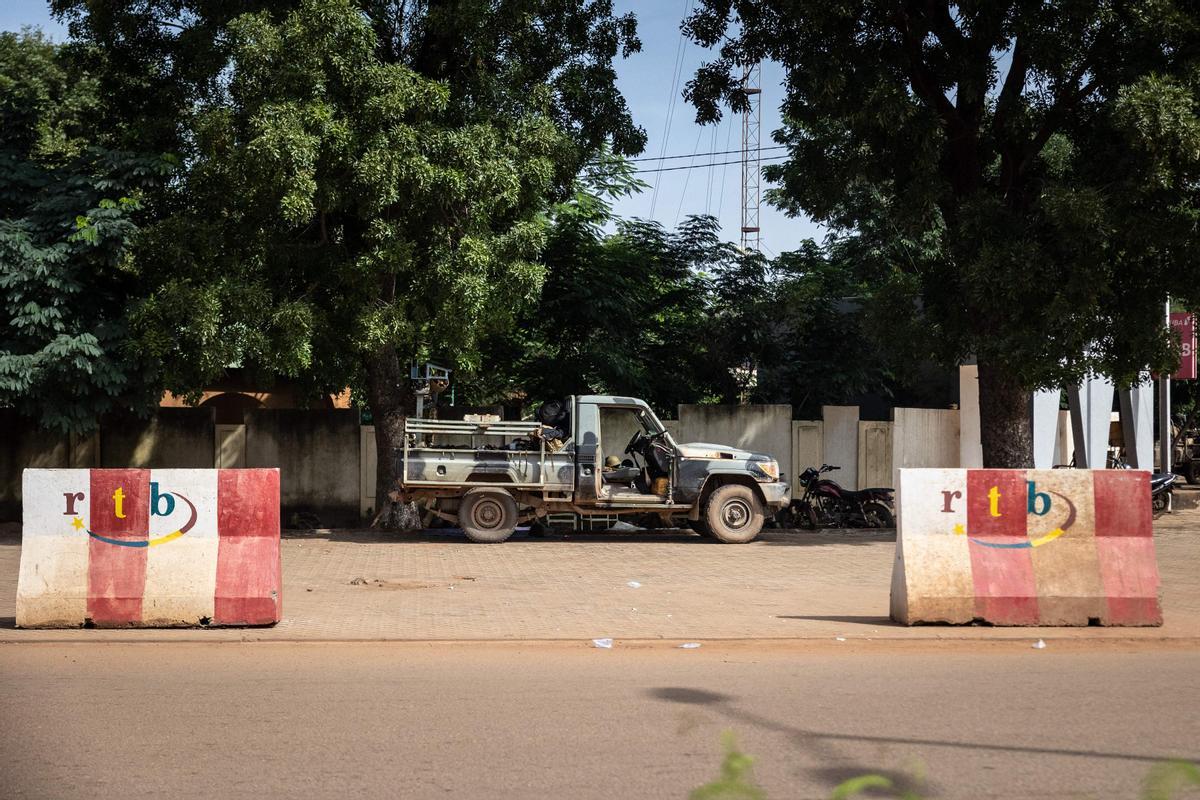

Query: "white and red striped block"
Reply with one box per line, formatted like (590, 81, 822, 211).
(17, 468, 281, 628)
(890, 468, 1161, 626)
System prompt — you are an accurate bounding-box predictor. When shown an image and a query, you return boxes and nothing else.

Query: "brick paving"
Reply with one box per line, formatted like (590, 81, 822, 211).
(2, 491, 1198, 643)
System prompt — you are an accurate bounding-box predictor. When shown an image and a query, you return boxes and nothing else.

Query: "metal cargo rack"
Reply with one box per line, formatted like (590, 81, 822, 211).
(402, 418, 549, 488)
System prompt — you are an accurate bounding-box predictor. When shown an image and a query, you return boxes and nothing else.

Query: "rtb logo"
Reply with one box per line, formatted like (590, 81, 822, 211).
(62, 482, 197, 547)
(940, 480, 1076, 549)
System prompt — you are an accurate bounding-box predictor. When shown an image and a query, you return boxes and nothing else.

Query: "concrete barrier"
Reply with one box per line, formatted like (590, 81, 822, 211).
(16, 468, 281, 628)
(890, 468, 1161, 626)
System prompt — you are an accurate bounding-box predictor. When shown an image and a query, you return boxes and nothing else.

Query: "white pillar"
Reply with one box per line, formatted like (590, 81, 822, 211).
(1067, 376, 1115, 468)
(958, 365, 983, 468)
(1118, 381, 1154, 469)
(1031, 389, 1061, 469)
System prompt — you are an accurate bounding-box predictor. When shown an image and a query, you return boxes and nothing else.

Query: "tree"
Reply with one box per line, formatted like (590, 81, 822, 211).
(462, 164, 729, 415)
(685, 1, 1200, 466)
(753, 239, 894, 418)
(57, 0, 644, 525)
(0, 31, 171, 432)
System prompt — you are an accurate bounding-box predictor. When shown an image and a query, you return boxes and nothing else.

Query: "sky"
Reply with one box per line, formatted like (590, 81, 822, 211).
(3, 0, 822, 254)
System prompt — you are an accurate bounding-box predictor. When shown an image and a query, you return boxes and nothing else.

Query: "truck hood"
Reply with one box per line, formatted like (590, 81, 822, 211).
(676, 442, 756, 460)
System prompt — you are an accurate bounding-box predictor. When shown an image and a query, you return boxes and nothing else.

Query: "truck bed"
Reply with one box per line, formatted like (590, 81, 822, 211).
(402, 419, 574, 491)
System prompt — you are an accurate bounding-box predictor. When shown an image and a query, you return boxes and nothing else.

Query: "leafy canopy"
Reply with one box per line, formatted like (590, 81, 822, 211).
(685, 2, 1200, 392)
(0, 31, 171, 431)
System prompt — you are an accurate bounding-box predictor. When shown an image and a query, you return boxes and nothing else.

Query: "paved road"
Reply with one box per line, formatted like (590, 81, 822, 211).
(2, 642, 1197, 799)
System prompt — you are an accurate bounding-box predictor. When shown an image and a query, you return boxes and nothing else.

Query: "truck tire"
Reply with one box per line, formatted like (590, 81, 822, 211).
(687, 519, 712, 538)
(705, 484, 764, 543)
(459, 489, 518, 543)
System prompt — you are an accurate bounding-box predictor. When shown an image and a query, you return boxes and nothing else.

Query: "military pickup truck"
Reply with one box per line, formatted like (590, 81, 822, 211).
(396, 395, 790, 543)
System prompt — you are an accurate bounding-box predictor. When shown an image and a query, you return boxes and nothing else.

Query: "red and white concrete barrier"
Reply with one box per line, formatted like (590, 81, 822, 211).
(890, 468, 1161, 626)
(17, 469, 281, 628)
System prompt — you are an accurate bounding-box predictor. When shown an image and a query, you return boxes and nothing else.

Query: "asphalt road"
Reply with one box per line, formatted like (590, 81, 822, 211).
(2, 642, 1198, 800)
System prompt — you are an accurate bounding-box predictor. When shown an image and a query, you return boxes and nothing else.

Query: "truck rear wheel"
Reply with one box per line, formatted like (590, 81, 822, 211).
(459, 489, 518, 543)
(705, 484, 764, 543)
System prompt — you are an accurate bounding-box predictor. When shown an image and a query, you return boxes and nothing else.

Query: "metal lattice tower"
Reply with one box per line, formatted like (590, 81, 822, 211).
(739, 63, 762, 253)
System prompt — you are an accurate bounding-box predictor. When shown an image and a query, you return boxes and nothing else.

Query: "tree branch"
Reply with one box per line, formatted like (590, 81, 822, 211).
(893, 10, 961, 131)
(992, 36, 1028, 137)
(1020, 72, 1097, 173)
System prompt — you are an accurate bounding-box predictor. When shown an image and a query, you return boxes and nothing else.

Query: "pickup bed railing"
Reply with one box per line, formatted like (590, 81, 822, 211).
(402, 418, 549, 488)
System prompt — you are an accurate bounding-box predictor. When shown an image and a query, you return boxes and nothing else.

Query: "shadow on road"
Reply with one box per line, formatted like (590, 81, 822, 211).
(776, 615, 897, 627)
(646, 686, 1198, 765)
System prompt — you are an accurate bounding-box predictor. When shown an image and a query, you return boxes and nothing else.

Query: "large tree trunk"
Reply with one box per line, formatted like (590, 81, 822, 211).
(364, 345, 421, 530)
(977, 362, 1034, 468)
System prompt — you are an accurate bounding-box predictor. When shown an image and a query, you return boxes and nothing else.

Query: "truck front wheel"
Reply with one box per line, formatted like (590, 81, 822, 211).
(705, 484, 764, 543)
(459, 489, 518, 543)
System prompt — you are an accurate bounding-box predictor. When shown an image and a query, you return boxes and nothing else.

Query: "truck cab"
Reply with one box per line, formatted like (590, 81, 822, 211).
(397, 395, 790, 543)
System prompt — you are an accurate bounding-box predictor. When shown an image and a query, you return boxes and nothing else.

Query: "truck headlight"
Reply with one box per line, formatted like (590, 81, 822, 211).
(750, 459, 779, 482)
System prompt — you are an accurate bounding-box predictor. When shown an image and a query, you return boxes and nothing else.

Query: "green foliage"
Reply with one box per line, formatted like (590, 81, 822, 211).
(58, 0, 645, 419)
(1144, 760, 1200, 800)
(690, 732, 765, 800)
(460, 154, 779, 416)
(0, 31, 172, 432)
(684, 1, 1200, 462)
(754, 239, 893, 418)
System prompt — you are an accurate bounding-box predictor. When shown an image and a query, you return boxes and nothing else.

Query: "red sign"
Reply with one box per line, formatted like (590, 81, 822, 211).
(1171, 312, 1196, 380)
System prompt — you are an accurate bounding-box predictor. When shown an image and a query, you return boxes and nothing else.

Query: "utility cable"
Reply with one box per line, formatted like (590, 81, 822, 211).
(675, 126, 707, 226)
(648, 0, 694, 220)
(584, 154, 787, 177)
(629, 144, 786, 163)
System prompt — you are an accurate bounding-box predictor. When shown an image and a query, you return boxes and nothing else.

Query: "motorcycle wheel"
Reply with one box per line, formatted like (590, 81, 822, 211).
(1152, 492, 1170, 515)
(862, 500, 895, 529)
(801, 503, 820, 530)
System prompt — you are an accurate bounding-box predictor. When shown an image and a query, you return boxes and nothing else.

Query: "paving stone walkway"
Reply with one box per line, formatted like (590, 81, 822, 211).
(2, 495, 1197, 643)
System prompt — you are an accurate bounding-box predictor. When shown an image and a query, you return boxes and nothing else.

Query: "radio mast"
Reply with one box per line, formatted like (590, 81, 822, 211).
(739, 62, 762, 253)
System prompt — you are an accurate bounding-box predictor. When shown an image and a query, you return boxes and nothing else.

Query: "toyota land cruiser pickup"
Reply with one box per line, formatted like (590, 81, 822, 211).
(395, 395, 789, 543)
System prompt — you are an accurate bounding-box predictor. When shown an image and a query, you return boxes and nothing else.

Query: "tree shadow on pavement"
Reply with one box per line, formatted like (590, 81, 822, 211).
(760, 530, 895, 546)
(646, 686, 1197, 766)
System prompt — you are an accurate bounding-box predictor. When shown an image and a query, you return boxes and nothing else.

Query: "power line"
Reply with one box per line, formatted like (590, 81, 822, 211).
(628, 144, 786, 163)
(716, 113, 735, 221)
(704, 119, 719, 216)
(648, 0, 694, 219)
(675, 127, 706, 226)
(584, 154, 787, 177)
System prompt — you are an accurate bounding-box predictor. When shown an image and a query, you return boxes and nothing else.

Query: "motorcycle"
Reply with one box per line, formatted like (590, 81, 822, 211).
(780, 464, 895, 529)
(1152, 471, 1179, 515)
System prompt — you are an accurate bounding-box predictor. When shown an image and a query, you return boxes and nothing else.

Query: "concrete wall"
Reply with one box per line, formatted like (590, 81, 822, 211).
(245, 409, 361, 527)
(676, 404, 793, 484)
(822, 406, 860, 489)
(791, 421, 823, 484)
(0, 413, 70, 521)
(858, 421, 894, 489)
(4, 401, 949, 522)
(892, 408, 960, 472)
(100, 408, 216, 469)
